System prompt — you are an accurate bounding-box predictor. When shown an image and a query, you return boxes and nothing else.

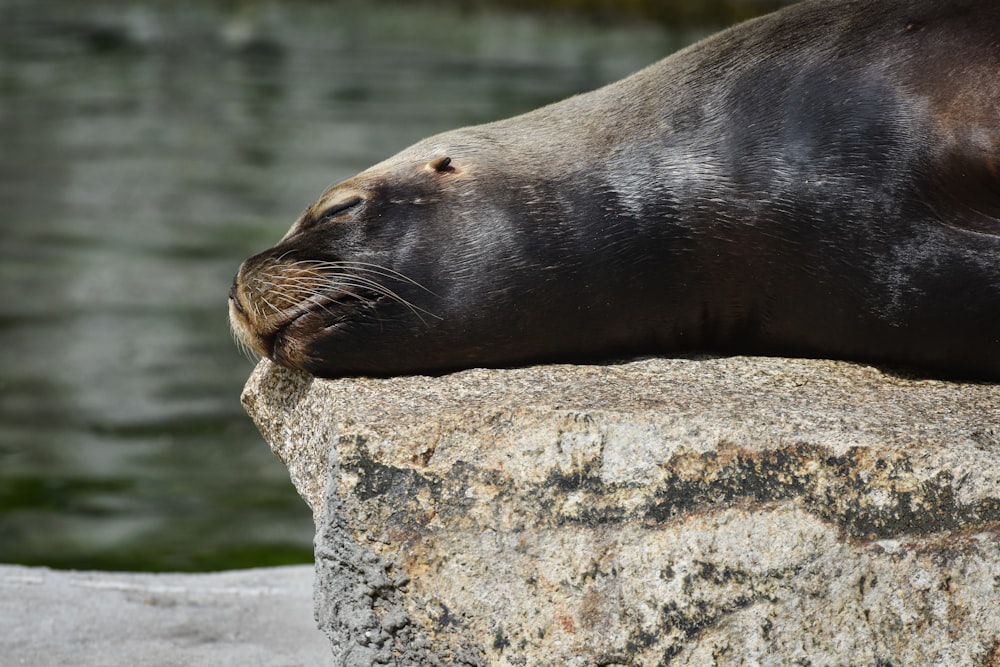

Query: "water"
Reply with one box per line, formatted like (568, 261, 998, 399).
(0, 0, 784, 571)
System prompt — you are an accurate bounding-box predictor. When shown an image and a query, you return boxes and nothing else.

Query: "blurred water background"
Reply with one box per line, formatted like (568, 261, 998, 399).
(0, 0, 789, 571)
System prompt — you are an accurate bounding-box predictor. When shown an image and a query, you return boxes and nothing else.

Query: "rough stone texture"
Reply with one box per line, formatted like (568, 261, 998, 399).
(242, 356, 1000, 666)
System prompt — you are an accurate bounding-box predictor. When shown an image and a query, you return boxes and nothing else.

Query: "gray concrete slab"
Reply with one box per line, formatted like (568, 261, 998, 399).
(0, 564, 331, 667)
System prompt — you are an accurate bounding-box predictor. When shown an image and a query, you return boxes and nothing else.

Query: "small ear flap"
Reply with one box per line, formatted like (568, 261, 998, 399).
(428, 155, 453, 172)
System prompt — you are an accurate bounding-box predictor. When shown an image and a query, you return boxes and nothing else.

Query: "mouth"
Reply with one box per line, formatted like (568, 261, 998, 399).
(227, 281, 250, 322)
(228, 252, 439, 374)
(229, 275, 374, 366)
(228, 288, 270, 359)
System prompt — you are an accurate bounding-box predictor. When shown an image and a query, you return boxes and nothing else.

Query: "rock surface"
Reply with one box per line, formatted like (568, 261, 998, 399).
(242, 356, 1000, 666)
(0, 564, 330, 667)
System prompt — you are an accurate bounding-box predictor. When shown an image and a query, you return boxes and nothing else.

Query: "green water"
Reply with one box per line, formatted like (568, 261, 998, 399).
(0, 0, 785, 571)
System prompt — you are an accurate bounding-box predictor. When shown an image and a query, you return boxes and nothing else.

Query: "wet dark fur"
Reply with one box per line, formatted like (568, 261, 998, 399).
(230, 0, 1000, 379)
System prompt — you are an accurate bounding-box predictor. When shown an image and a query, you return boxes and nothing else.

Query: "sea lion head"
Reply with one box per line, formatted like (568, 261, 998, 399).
(229, 141, 472, 376)
(229, 130, 605, 377)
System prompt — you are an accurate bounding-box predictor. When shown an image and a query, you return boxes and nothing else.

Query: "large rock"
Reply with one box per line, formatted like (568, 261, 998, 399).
(242, 356, 1000, 666)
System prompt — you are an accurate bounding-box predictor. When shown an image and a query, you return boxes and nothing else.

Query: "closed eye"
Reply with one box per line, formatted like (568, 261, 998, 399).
(319, 197, 363, 222)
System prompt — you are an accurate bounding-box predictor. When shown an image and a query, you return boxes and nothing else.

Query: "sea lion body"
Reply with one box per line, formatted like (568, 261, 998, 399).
(230, 0, 1000, 379)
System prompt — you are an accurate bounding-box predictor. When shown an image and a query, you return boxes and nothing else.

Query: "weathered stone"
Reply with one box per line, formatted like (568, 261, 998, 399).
(242, 356, 1000, 666)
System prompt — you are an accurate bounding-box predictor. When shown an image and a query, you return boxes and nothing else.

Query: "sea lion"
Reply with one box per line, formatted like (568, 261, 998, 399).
(229, 0, 1000, 379)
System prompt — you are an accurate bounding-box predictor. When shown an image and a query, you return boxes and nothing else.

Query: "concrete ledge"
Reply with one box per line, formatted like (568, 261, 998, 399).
(0, 564, 329, 667)
(243, 356, 1000, 666)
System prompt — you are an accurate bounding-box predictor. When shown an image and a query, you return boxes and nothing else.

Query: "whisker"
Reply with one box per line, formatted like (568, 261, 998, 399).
(277, 263, 441, 324)
(321, 273, 441, 324)
(302, 286, 370, 319)
(248, 259, 443, 328)
(291, 259, 440, 297)
(254, 280, 298, 313)
(228, 316, 261, 363)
